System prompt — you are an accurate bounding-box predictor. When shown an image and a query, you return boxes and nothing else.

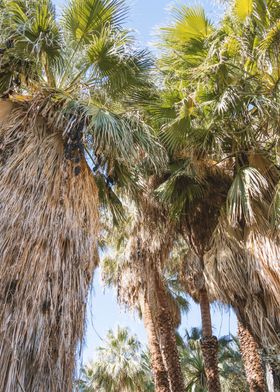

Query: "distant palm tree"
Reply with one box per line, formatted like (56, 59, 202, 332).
(78, 327, 153, 392)
(179, 328, 248, 392)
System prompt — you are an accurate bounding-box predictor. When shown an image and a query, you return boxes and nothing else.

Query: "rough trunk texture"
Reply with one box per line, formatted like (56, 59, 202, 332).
(0, 102, 99, 391)
(238, 320, 266, 392)
(199, 288, 221, 392)
(156, 282, 185, 392)
(142, 299, 170, 392)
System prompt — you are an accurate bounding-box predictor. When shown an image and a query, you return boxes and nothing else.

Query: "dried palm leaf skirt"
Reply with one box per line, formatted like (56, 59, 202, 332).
(0, 99, 99, 392)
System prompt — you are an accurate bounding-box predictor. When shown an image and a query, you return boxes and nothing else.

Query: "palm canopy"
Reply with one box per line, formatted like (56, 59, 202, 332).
(0, 0, 165, 193)
(100, 200, 189, 324)
(0, 1, 166, 391)
(78, 327, 152, 392)
(179, 328, 247, 392)
(145, 0, 280, 355)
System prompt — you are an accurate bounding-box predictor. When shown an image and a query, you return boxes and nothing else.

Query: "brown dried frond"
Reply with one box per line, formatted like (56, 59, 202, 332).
(181, 163, 232, 257)
(0, 99, 99, 391)
(116, 181, 179, 331)
(205, 216, 280, 351)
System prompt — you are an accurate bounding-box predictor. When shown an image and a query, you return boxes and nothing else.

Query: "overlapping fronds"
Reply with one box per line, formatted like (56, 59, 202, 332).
(205, 217, 280, 352)
(63, 0, 127, 44)
(0, 99, 99, 391)
(226, 167, 269, 226)
(161, 6, 213, 46)
(234, 0, 253, 20)
(155, 0, 280, 365)
(79, 327, 152, 392)
(109, 197, 176, 312)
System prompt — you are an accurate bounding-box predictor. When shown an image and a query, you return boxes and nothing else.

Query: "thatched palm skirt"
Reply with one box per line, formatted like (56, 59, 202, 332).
(0, 100, 98, 392)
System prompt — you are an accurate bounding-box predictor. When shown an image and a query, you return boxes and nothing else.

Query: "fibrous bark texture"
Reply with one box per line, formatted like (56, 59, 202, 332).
(238, 321, 266, 392)
(0, 100, 98, 391)
(117, 185, 184, 392)
(142, 299, 170, 392)
(199, 288, 221, 392)
(201, 336, 221, 392)
(156, 282, 185, 392)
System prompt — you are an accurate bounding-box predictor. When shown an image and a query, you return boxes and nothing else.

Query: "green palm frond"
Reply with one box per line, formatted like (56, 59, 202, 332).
(0, 0, 62, 90)
(63, 0, 127, 45)
(234, 0, 253, 20)
(226, 166, 268, 226)
(156, 160, 204, 217)
(85, 104, 166, 171)
(162, 6, 213, 44)
(233, 0, 268, 23)
(95, 174, 126, 225)
(258, 19, 280, 52)
(160, 116, 190, 152)
(79, 327, 152, 392)
(84, 27, 152, 95)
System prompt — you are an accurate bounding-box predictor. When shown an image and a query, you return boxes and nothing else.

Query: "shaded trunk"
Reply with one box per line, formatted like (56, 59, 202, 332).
(155, 281, 185, 392)
(199, 288, 221, 392)
(238, 320, 266, 392)
(142, 298, 170, 392)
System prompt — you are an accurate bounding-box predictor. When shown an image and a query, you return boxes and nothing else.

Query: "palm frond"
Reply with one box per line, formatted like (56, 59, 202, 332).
(162, 6, 213, 44)
(95, 173, 126, 225)
(226, 166, 268, 226)
(63, 0, 127, 45)
(156, 160, 204, 218)
(234, 0, 253, 20)
(0, 0, 62, 88)
(83, 27, 153, 96)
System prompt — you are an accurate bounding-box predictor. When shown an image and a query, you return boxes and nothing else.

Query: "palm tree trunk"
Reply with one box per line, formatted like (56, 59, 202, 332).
(0, 104, 99, 391)
(155, 280, 185, 392)
(238, 320, 266, 392)
(199, 288, 221, 392)
(141, 298, 170, 392)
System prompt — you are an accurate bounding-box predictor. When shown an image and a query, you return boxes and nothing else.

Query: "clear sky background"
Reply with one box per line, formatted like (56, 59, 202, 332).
(53, 0, 236, 364)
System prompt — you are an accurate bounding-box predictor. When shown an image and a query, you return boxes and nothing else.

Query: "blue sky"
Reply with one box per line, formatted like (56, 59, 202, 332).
(54, 0, 225, 48)
(53, 0, 236, 363)
(83, 271, 237, 363)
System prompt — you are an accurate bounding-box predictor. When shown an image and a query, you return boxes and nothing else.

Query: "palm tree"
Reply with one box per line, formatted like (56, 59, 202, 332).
(179, 328, 248, 392)
(148, 7, 228, 391)
(101, 197, 189, 392)
(238, 321, 266, 392)
(0, 1, 163, 390)
(78, 326, 152, 391)
(147, 1, 280, 390)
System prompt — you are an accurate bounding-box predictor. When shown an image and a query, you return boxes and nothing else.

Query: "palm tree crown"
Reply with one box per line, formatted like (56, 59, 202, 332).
(78, 327, 153, 392)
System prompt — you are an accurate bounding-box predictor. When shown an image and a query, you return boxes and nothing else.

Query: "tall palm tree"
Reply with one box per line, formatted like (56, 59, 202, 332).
(145, 1, 280, 391)
(78, 327, 152, 392)
(101, 196, 189, 392)
(148, 8, 228, 391)
(0, 1, 163, 390)
(237, 321, 266, 392)
(199, 1, 280, 387)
